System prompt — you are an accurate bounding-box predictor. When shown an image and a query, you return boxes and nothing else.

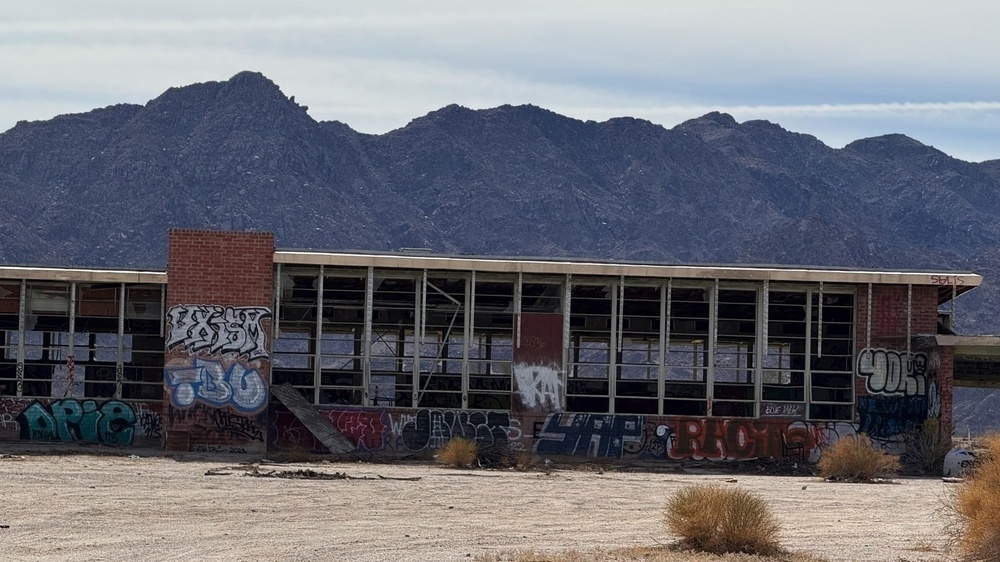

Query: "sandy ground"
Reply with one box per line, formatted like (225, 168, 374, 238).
(0, 445, 958, 562)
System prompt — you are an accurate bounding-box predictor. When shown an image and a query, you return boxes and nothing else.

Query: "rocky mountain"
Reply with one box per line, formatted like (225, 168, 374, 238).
(1, 71, 998, 433)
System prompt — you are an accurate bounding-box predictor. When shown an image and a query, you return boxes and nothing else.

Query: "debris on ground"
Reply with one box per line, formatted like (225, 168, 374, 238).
(242, 466, 421, 481)
(0, 454, 25, 461)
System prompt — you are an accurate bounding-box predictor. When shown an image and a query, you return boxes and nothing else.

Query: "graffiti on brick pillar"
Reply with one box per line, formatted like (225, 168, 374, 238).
(857, 395, 926, 439)
(513, 364, 561, 411)
(535, 413, 644, 458)
(165, 357, 267, 413)
(15, 399, 136, 445)
(926, 380, 941, 418)
(210, 409, 263, 441)
(400, 410, 513, 451)
(857, 348, 928, 396)
(166, 305, 271, 360)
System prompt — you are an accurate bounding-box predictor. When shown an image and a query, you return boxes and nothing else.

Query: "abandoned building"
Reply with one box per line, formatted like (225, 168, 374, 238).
(0, 229, 995, 462)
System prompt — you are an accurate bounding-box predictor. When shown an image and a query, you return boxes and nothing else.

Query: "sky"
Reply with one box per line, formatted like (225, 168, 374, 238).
(3, 1, 1000, 162)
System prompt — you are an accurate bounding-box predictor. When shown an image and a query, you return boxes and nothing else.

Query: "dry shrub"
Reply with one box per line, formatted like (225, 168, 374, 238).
(511, 449, 540, 471)
(664, 484, 782, 556)
(955, 434, 1000, 560)
(902, 417, 951, 475)
(436, 437, 478, 468)
(817, 434, 900, 482)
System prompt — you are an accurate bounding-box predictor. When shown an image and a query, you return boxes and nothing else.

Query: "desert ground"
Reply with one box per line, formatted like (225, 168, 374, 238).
(0, 445, 959, 562)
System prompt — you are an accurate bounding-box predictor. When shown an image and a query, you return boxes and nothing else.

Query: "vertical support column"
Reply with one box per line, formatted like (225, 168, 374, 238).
(657, 280, 669, 415)
(817, 281, 823, 358)
(462, 274, 473, 409)
(561, 275, 572, 411)
(116, 282, 125, 399)
(314, 266, 324, 405)
(906, 284, 912, 360)
(363, 266, 373, 405)
(609, 280, 619, 414)
(66, 283, 76, 398)
(708, 278, 719, 416)
(273, 263, 282, 341)
(515, 273, 522, 349)
(758, 280, 768, 418)
(15, 279, 25, 397)
(866, 283, 872, 351)
(412, 271, 426, 406)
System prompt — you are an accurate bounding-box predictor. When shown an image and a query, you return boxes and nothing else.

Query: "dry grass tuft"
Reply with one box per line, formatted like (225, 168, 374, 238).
(664, 484, 782, 556)
(817, 434, 900, 482)
(436, 437, 478, 468)
(955, 434, 1000, 561)
(902, 417, 951, 475)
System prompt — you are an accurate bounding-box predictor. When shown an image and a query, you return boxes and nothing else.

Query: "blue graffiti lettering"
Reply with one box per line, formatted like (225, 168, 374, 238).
(16, 399, 136, 445)
(165, 358, 268, 413)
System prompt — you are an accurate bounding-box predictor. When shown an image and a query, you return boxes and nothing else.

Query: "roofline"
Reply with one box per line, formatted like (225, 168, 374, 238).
(0, 266, 167, 284)
(273, 250, 983, 289)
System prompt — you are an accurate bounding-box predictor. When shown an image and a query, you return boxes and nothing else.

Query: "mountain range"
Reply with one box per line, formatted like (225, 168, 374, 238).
(1, 71, 997, 434)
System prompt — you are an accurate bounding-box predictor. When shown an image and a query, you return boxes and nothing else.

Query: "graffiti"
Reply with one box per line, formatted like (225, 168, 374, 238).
(521, 336, 547, 350)
(165, 357, 267, 413)
(670, 418, 815, 460)
(536, 413, 644, 458)
(15, 399, 135, 445)
(514, 364, 561, 411)
(190, 444, 249, 454)
(857, 395, 926, 439)
(135, 403, 162, 439)
(927, 380, 941, 418)
(271, 409, 390, 452)
(210, 409, 263, 442)
(0, 398, 30, 432)
(761, 402, 804, 417)
(401, 409, 513, 451)
(166, 304, 271, 360)
(857, 348, 928, 397)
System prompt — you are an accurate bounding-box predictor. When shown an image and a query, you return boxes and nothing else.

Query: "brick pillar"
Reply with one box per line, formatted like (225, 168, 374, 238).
(163, 230, 274, 453)
(855, 284, 944, 448)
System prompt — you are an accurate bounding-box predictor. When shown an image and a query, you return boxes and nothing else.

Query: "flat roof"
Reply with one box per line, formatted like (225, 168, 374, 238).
(0, 266, 167, 284)
(274, 250, 981, 292)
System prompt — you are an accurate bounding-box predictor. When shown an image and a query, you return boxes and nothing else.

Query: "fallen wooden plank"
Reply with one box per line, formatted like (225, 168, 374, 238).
(270, 383, 355, 455)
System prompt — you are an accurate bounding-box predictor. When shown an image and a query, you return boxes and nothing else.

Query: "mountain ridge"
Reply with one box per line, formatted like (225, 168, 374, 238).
(3, 70, 1000, 434)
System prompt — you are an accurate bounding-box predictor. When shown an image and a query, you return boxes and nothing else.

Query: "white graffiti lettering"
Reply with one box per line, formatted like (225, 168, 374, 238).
(166, 305, 271, 360)
(857, 348, 927, 396)
(513, 364, 562, 411)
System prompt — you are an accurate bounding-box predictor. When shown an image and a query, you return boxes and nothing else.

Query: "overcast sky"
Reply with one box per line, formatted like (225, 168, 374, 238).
(3, 1, 1000, 162)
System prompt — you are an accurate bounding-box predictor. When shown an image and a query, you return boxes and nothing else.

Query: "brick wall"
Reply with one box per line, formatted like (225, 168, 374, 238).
(855, 283, 949, 447)
(163, 229, 274, 453)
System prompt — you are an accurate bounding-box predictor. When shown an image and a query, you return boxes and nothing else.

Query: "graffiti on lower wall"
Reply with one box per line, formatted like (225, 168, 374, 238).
(0, 398, 162, 445)
(270, 407, 524, 453)
(3, 399, 163, 443)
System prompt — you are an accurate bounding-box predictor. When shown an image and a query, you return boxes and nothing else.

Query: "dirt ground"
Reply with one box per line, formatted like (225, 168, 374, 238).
(0, 445, 959, 562)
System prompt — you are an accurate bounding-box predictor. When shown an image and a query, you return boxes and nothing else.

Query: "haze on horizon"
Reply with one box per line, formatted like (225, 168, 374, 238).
(3, 1, 1000, 162)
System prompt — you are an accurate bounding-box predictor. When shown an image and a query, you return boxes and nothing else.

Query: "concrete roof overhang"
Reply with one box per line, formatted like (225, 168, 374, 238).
(0, 266, 167, 284)
(275, 250, 980, 304)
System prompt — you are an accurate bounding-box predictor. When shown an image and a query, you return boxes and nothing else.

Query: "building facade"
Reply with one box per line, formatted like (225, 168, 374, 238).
(0, 229, 987, 461)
